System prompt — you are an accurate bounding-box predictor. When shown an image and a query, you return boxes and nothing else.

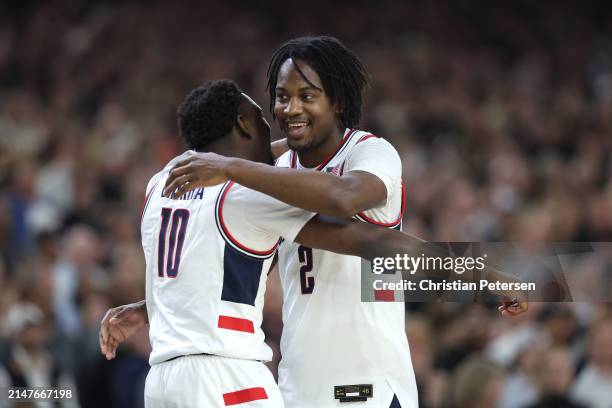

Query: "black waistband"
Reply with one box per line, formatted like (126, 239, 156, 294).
(162, 352, 212, 363)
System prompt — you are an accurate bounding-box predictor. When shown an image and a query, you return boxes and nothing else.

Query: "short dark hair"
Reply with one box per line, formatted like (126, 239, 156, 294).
(266, 36, 369, 129)
(177, 79, 243, 150)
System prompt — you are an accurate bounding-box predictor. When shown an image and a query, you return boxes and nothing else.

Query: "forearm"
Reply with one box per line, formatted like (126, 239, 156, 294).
(297, 217, 525, 300)
(298, 217, 526, 314)
(297, 216, 427, 262)
(358, 226, 526, 300)
(226, 158, 360, 217)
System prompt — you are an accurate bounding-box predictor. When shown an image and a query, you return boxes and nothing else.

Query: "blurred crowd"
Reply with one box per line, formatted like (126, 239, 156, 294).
(1, 0, 611, 407)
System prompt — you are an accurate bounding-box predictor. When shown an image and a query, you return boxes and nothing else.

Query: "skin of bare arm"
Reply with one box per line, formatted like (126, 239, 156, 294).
(163, 153, 387, 218)
(99, 300, 147, 360)
(294, 216, 528, 316)
(100, 217, 527, 360)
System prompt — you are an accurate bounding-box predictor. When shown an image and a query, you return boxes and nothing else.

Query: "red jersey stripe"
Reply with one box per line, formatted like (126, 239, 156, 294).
(140, 180, 160, 226)
(217, 315, 255, 333)
(217, 182, 279, 256)
(356, 179, 406, 227)
(315, 129, 357, 171)
(374, 289, 395, 302)
(223, 387, 268, 406)
(356, 134, 377, 144)
(289, 129, 358, 170)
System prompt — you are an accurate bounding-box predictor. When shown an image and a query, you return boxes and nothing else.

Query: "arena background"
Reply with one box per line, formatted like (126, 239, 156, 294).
(1, 0, 611, 407)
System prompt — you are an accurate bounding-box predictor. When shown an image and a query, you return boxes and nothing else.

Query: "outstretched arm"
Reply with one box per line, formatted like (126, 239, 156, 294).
(295, 216, 528, 316)
(99, 218, 525, 361)
(162, 152, 387, 218)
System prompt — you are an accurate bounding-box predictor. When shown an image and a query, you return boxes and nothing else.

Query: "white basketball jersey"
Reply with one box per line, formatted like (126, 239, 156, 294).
(141, 152, 314, 366)
(275, 130, 418, 408)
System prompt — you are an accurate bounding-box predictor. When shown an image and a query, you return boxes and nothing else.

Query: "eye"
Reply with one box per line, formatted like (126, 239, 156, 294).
(302, 94, 314, 101)
(276, 94, 288, 102)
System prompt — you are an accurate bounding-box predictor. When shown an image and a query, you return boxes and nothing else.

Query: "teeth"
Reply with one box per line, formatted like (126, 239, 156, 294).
(288, 123, 307, 128)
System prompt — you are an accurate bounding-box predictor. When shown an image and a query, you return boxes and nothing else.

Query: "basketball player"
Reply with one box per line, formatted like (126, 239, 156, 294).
(129, 79, 377, 408)
(125, 37, 526, 408)
(160, 35, 415, 408)
(112, 78, 510, 408)
(135, 79, 298, 407)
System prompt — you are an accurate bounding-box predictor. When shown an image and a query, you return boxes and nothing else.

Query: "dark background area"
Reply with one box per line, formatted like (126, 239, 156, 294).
(0, 1, 611, 407)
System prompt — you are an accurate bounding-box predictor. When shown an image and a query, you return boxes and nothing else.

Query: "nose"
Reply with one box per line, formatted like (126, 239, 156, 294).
(284, 97, 302, 115)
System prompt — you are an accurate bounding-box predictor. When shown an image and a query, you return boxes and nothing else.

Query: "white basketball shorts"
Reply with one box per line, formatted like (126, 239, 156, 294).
(144, 354, 284, 408)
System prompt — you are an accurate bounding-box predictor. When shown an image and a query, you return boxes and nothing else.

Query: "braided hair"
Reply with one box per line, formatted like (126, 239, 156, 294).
(266, 36, 369, 129)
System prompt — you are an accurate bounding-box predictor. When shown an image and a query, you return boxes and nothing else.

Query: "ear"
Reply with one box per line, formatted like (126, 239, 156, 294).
(334, 101, 342, 114)
(236, 113, 252, 140)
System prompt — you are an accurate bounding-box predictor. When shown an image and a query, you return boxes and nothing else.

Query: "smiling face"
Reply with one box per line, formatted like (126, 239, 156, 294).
(273, 58, 341, 153)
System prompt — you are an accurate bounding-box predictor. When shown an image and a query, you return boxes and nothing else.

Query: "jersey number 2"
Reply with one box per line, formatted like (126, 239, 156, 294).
(158, 208, 190, 278)
(298, 245, 315, 294)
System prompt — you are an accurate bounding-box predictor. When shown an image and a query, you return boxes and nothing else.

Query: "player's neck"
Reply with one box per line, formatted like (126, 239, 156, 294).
(198, 143, 233, 158)
(297, 127, 345, 168)
(202, 139, 269, 164)
(199, 139, 244, 161)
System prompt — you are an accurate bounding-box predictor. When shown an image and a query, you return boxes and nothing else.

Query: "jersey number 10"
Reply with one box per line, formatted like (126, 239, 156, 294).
(158, 208, 190, 278)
